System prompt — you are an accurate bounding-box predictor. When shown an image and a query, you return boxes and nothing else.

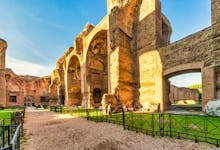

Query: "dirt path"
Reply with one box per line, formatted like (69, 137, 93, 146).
(22, 108, 218, 150)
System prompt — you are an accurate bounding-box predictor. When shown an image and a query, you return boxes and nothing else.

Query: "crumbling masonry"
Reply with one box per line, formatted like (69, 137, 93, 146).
(0, 0, 220, 111)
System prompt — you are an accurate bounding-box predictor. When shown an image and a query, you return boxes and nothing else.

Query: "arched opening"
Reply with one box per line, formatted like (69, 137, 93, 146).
(93, 88, 102, 103)
(67, 55, 82, 106)
(86, 30, 108, 108)
(24, 95, 35, 106)
(165, 71, 202, 112)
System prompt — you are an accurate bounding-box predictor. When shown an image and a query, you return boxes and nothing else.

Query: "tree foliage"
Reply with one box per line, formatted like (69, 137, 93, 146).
(188, 84, 202, 93)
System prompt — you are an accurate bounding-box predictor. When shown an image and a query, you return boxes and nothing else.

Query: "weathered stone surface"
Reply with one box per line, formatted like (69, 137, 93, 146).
(139, 50, 163, 111)
(1, 0, 220, 113)
(0, 39, 7, 69)
(0, 39, 7, 106)
(101, 94, 122, 114)
(5, 69, 51, 106)
(202, 67, 216, 109)
(159, 27, 213, 71)
(212, 0, 220, 25)
(204, 100, 220, 116)
(169, 85, 199, 105)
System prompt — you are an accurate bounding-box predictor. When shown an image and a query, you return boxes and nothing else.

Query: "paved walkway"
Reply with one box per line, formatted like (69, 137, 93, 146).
(21, 108, 218, 150)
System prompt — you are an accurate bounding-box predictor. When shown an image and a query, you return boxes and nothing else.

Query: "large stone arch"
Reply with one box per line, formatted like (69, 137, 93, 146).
(162, 63, 203, 110)
(85, 30, 108, 108)
(157, 26, 215, 111)
(66, 55, 82, 106)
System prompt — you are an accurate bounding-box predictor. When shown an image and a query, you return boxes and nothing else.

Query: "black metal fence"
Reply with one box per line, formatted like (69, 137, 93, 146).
(0, 108, 25, 150)
(0, 125, 20, 150)
(50, 106, 220, 147)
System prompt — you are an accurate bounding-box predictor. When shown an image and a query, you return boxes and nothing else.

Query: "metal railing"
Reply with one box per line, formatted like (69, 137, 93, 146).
(1, 125, 21, 150)
(50, 106, 220, 147)
(0, 108, 25, 150)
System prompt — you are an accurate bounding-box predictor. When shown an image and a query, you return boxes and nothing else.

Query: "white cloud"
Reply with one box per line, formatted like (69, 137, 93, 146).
(169, 73, 201, 87)
(6, 57, 53, 77)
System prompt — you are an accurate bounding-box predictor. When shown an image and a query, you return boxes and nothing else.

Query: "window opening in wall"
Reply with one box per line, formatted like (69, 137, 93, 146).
(9, 96, 17, 103)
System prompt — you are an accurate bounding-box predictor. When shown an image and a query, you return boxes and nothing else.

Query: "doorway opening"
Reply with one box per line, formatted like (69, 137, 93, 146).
(167, 72, 202, 111)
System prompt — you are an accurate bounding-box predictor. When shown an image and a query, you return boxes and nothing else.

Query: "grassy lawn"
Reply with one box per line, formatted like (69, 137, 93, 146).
(51, 107, 220, 146)
(89, 112, 220, 145)
(0, 108, 21, 125)
(0, 108, 24, 149)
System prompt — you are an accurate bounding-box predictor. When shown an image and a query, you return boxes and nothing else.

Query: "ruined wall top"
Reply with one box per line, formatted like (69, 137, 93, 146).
(0, 39, 7, 70)
(74, 23, 94, 54)
(212, 0, 220, 25)
(107, 0, 130, 10)
(0, 38, 7, 52)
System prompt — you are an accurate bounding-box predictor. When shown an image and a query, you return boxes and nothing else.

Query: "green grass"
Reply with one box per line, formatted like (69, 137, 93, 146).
(51, 107, 220, 146)
(0, 108, 21, 125)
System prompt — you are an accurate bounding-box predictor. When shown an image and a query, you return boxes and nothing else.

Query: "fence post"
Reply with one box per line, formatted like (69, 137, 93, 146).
(18, 127, 20, 150)
(151, 114, 155, 137)
(204, 116, 208, 139)
(169, 114, 172, 137)
(61, 107, 63, 114)
(195, 136, 198, 143)
(2, 126, 5, 147)
(10, 113, 13, 125)
(159, 113, 164, 137)
(22, 107, 25, 118)
(21, 114, 24, 137)
(86, 108, 89, 120)
(95, 109, 98, 122)
(8, 126, 10, 144)
(122, 110, 125, 130)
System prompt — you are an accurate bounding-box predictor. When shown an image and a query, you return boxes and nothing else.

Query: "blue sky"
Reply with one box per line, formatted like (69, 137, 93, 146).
(0, 0, 211, 87)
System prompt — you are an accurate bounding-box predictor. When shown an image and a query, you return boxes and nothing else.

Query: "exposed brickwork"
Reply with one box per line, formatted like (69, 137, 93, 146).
(169, 85, 199, 104)
(1, 0, 220, 112)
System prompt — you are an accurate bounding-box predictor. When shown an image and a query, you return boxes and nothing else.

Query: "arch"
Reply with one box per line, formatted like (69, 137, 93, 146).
(67, 55, 82, 106)
(84, 16, 108, 53)
(24, 95, 35, 106)
(163, 62, 204, 77)
(86, 30, 108, 108)
(162, 63, 204, 110)
(93, 88, 102, 103)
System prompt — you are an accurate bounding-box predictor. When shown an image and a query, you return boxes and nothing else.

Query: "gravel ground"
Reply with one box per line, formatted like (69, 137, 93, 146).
(22, 108, 219, 150)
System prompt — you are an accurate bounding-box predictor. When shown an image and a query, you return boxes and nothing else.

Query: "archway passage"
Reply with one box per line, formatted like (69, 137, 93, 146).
(67, 56, 82, 106)
(86, 30, 108, 108)
(165, 71, 202, 111)
(93, 88, 102, 103)
(24, 96, 35, 106)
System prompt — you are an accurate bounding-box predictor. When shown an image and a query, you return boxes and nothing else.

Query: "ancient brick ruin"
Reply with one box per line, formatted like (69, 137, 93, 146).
(0, 39, 50, 107)
(0, 0, 220, 111)
(169, 85, 199, 105)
